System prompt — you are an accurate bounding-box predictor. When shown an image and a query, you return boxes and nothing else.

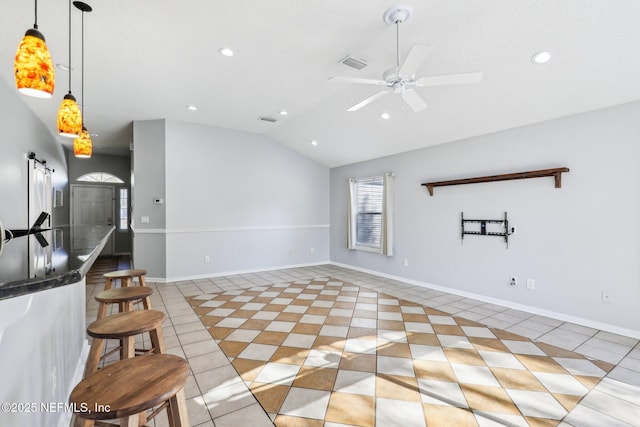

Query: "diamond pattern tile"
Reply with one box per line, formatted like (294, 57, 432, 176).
(188, 278, 614, 426)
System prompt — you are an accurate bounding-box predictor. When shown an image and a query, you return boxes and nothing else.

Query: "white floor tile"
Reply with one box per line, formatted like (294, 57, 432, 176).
(279, 387, 331, 420)
(237, 343, 279, 361)
(418, 379, 468, 408)
(437, 335, 473, 349)
(282, 333, 316, 349)
(478, 350, 525, 370)
(376, 398, 426, 427)
(451, 364, 500, 387)
(409, 344, 447, 362)
(564, 404, 634, 427)
(334, 369, 376, 396)
(213, 403, 273, 427)
(377, 355, 415, 376)
(254, 362, 301, 386)
(532, 372, 589, 396)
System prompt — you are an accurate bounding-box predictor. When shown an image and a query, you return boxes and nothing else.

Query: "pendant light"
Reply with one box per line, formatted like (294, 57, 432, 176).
(14, 0, 55, 98)
(57, 0, 82, 138)
(73, 1, 93, 158)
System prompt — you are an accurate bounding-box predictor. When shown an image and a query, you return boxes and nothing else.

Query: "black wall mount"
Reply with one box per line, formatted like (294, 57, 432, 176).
(461, 212, 513, 248)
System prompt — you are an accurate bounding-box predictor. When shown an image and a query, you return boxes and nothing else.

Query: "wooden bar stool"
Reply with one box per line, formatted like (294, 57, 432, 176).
(84, 310, 166, 377)
(71, 354, 190, 427)
(95, 287, 153, 319)
(103, 269, 148, 290)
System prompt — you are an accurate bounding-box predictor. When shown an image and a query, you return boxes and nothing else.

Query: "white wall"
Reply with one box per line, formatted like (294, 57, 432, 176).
(133, 120, 330, 280)
(331, 101, 640, 336)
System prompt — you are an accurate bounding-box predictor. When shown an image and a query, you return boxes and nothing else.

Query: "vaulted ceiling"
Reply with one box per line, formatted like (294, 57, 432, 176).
(2, 1, 640, 167)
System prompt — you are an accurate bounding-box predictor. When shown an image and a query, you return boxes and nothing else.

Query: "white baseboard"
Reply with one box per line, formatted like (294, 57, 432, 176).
(330, 262, 640, 339)
(146, 260, 331, 283)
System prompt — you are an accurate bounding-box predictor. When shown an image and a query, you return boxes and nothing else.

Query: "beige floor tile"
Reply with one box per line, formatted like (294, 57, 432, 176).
(85, 262, 635, 427)
(292, 366, 337, 390)
(325, 392, 375, 427)
(423, 404, 478, 427)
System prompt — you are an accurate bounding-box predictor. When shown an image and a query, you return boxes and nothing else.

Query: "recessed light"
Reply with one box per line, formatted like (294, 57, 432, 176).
(186, 105, 198, 111)
(218, 47, 234, 57)
(310, 140, 318, 146)
(531, 51, 551, 64)
(279, 110, 288, 116)
(380, 112, 390, 120)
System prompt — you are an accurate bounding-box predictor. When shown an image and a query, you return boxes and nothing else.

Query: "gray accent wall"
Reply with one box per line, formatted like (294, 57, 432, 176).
(132, 119, 330, 280)
(0, 77, 68, 228)
(132, 119, 167, 277)
(331, 101, 640, 335)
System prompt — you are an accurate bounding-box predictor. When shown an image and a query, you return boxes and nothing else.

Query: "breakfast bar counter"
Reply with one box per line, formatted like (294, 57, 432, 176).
(0, 225, 114, 427)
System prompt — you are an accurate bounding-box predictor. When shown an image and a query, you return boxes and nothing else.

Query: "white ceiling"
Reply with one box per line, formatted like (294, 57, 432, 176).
(2, 1, 640, 167)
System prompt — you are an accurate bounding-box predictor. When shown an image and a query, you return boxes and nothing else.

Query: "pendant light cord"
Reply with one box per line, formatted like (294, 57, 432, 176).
(68, 0, 72, 94)
(34, 0, 39, 29)
(80, 9, 85, 127)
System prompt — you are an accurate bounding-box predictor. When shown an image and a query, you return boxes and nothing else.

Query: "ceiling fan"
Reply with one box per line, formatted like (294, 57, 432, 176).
(329, 5, 483, 112)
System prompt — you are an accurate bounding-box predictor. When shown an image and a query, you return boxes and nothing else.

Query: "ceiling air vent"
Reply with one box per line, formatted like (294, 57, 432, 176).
(340, 55, 367, 70)
(258, 116, 277, 123)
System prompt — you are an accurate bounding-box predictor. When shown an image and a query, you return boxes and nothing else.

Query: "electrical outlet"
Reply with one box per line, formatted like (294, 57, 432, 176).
(602, 290, 611, 304)
(310, 247, 315, 254)
(510, 276, 517, 286)
(526, 279, 535, 289)
(204, 255, 210, 264)
(403, 259, 409, 267)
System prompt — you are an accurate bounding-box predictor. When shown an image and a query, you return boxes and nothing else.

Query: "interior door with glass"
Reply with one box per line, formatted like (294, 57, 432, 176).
(71, 184, 114, 254)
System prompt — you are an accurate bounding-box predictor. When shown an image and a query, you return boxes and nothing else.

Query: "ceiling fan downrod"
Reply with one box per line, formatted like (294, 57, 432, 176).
(383, 5, 413, 74)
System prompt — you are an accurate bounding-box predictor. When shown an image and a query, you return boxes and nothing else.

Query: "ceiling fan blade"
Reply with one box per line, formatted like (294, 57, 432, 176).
(328, 76, 387, 86)
(415, 72, 483, 87)
(401, 89, 428, 112)
(347, 90, 390, 112)
(399, 44, 433, 77)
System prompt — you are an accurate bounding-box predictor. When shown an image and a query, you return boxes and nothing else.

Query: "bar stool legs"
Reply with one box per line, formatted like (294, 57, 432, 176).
(83, 310, 166, 377)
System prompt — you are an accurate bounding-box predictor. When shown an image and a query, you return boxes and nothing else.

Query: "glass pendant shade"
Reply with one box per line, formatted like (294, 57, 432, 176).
(57, 93, 82, 137)
(73, 126, 92, 158)
(14, 28, 55, 98)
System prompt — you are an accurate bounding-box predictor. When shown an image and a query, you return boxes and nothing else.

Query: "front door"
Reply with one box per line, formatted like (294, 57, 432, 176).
(71, 185, 114, 254)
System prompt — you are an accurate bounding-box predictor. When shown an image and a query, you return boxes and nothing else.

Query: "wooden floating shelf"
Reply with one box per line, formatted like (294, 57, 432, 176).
(422, 167, 570, 196)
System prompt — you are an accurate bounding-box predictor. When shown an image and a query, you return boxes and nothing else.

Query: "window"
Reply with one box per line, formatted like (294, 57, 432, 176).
(119, 188, 129, 230)
(354, 177, 383, 249)
(77, 172, 124, 184)
(348, 172, 394, 255)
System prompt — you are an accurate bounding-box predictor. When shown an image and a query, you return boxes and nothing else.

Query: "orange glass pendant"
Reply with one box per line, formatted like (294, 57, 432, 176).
(57, 93, 82, 137)
(14, 28, 55, 98)
(73, 126, 92, 158)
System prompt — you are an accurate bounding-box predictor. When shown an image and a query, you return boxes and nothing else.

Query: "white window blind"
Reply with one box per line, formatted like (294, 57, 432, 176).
(347, 172, 393, 255)
(355, 177, 383, 249)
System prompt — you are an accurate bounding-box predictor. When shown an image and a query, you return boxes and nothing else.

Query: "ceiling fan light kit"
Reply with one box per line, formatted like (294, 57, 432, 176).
(330, 4, 483, 113)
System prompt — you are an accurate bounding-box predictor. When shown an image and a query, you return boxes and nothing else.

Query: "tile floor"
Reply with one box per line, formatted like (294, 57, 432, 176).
(85, 262, 640, 426)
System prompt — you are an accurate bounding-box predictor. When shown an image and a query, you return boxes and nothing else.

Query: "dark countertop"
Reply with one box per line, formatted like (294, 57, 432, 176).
(0, 225, 114, 300)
